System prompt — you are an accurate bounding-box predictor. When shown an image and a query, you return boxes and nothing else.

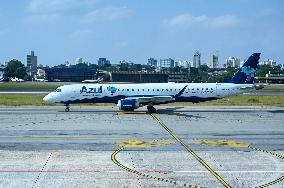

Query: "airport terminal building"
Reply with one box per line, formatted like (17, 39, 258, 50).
(45, 67, 188, 83)
(45, 67, 98, 82)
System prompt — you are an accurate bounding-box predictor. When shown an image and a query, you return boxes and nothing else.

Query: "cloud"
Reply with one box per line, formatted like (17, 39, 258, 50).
(163, 14, 208, 29)
(163, 14, 240, 30)
(26, 0, 97, 24)
(26, 14, 60, 24)
(84, 6, 133, 23)
(26, 1, 131, 24)
(210, 15, 240, 28)
(27, 0, 95, 13)
(114, 41, 129, 48)
(70, 29, 93, 39)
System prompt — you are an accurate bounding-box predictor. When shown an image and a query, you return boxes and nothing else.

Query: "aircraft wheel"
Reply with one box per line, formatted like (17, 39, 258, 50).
(65, 106, 70, 112)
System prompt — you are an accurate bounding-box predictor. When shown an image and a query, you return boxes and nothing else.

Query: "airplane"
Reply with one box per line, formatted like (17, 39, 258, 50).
(10, 77, 24, 82)
(43, 53, 261, 113)
(34, 78, 48, 82)
(82, 78, 103, 83)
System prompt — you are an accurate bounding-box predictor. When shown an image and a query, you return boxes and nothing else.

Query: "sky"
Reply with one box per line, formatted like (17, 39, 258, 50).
(0, 0, 283, 66)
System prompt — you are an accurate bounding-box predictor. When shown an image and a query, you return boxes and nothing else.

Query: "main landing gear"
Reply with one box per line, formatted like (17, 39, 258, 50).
(147, 106, 157, 113)
(64, 104, 70, 112)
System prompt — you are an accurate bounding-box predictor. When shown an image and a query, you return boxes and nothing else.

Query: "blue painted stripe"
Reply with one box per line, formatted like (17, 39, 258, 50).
(61, 95, 219, 105)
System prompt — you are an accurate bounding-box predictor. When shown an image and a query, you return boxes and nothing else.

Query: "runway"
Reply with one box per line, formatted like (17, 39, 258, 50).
(0, 106, 283, 187)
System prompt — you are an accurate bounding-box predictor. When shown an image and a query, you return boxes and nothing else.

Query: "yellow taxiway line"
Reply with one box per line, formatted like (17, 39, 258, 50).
(150, 113, 232, 188)
(111, 145, 202, 188)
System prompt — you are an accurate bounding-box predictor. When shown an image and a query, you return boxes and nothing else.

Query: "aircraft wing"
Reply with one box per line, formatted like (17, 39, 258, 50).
(125, 96, 174, 104)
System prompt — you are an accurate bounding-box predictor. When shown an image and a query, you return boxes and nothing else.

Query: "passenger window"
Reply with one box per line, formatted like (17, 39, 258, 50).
(138, 89, 139, 91)
(127, 89, 129, 91)
(157, 89, 159, 91)
(170, 89, 172, 91)
(142, 89, 144, 91)
(206, 88, 208, 90)
(166, 89, 168, 91)
(122, 89, 124, 91)
(132, 89, 134, 91)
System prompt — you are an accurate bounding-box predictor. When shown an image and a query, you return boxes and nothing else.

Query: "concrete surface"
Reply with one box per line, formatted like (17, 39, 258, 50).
(0, 106, 283, 188)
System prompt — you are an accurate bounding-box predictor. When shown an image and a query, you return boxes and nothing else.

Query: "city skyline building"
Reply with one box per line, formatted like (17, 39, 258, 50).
(36, 68, 46, 78)
(226, 57, 240, 68)
(208, 53, 219, 69)
(159, 58, 175, 68)
(75, 57, 83, 64)
(262, 59, 277, 67)
(193, 51, 201, 68)
(98, 58, 111, 67)
(148, 58, 158, 68)
(27, 51, 37, 77)
(64, 61, 71, 67)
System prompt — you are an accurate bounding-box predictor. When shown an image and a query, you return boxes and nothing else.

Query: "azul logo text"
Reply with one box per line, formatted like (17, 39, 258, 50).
(80, 86, 102, 94)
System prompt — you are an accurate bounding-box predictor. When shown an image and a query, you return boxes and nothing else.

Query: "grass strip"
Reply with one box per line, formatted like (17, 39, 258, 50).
(0, 83, 62, 91)
(0, 94, 284, 107)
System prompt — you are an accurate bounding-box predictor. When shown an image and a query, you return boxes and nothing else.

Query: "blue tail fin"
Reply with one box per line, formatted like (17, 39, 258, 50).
(229, 53, 261, 84)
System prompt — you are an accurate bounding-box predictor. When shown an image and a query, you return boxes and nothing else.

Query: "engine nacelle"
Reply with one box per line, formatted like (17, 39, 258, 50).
(117, 99, 139, 111)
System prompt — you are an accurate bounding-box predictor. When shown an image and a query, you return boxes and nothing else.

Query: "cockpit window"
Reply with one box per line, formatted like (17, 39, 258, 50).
(56, 89, 62, 92)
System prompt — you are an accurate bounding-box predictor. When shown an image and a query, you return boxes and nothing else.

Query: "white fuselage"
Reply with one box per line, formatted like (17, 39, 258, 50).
(43, 83, 250, 104)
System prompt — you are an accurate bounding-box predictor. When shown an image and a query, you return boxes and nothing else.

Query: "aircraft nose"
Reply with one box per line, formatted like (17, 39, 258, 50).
(43, 94, 51, 102)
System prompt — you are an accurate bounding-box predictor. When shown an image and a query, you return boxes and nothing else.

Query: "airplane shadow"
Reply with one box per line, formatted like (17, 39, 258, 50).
(156, 107, 206, 119)
(57, 107, 206, 119)
(268, 110, 284, 114)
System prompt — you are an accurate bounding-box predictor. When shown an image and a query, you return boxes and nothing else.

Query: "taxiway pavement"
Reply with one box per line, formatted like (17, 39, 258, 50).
(0, 106, 283, 188)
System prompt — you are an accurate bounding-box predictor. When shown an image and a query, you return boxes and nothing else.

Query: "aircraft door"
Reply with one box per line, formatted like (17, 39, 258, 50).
(216, 84, 228, 97)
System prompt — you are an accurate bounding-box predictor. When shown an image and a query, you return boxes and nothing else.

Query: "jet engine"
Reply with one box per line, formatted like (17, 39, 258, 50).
(117, 99, 139, 111)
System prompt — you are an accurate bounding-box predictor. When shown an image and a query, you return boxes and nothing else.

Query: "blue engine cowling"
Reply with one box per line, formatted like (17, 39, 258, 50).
(117, 99, 139, 111)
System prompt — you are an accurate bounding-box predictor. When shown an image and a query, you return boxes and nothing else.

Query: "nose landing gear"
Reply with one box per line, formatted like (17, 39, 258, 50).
(147, 106, 156, 113)
(64, 104, 70, 112)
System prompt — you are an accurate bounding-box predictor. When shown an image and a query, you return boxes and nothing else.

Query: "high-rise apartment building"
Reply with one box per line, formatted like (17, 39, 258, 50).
(193, 51, 201, 68)
(147, 58, 158, 67)
(159, 58, 175, 68)
(98, 58, 110, 67)
(208, 54, 219, 68)
(226, 57, 240, 68)
(27, 51, 37, 77)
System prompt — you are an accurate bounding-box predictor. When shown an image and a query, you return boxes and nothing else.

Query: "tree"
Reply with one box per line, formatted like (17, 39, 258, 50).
(4, 59, 27, 79)
(71, 63, 88, 69)
(119, 63, 129, 71)
(15, 67, 27, 79)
